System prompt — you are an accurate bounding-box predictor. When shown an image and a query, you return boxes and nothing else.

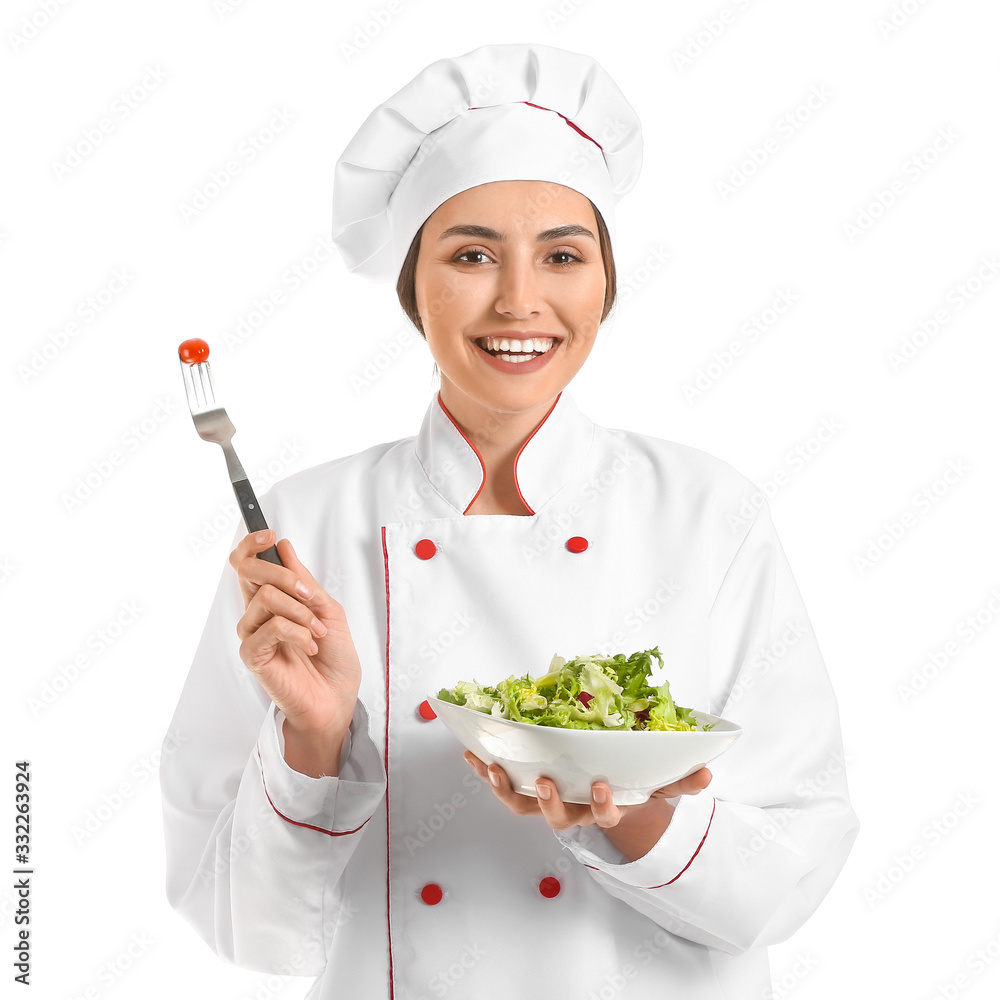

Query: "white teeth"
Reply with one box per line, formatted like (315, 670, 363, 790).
(480, 336, 556, 354)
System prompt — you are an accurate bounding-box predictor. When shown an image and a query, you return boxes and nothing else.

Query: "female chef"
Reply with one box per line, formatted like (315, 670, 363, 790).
(160, 43, 860, 1000)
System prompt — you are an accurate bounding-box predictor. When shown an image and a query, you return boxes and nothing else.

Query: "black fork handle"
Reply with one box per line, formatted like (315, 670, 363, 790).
(232, 478, 284, 566)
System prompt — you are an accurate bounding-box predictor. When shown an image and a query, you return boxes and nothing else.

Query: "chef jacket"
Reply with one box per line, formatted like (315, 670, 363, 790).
(160, 386, 860, 1000)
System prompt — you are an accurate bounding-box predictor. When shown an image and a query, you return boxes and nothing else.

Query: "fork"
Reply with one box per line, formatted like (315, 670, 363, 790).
(179, 354, 283, 566)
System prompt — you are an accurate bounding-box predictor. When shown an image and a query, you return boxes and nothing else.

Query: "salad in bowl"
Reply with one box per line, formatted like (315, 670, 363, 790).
(427, 647, 741, 806)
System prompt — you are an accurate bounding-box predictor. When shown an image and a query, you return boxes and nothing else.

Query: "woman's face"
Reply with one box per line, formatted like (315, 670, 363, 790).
(414, 180, 606, 417)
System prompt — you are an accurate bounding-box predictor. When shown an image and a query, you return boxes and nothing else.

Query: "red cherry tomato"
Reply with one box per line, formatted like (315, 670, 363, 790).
(178, 339, 210, 365)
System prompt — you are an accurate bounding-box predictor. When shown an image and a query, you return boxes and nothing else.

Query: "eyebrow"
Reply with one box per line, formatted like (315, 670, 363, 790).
(436, 223, 596, 243)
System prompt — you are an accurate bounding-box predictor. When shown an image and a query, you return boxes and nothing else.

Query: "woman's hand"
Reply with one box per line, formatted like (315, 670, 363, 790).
(230, 529, 362, 740)
(463, 751, 712, 832)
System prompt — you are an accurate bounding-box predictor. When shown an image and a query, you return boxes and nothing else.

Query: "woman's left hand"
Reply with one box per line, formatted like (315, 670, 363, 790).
(462, 751, 712, 831)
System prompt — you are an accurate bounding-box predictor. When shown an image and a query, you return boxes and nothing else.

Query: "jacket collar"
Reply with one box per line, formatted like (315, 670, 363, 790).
(414, 387, 597, 515)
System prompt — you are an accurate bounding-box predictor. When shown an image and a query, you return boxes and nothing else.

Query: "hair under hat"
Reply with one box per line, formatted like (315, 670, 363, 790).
(331, 42, 643, 285)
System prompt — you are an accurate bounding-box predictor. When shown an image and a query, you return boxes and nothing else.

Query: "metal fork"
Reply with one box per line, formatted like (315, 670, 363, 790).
(179, 356, 283, 566)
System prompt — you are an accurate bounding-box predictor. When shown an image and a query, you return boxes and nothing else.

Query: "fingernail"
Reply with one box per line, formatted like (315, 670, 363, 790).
(593, 786, 607, 804)
(295, 579, 311, 598)
(255, 531, 270, 544)
(489, 769, 500, 787)
(535, 782, 550, 800)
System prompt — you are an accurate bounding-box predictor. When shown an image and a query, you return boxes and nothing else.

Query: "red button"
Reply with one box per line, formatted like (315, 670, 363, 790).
(566, 536, 588, 553)
(418, 700, 437, 721)
(415, 538, 437, 559)
(421, 883, 443, 905)
(539, 876, 561, 898)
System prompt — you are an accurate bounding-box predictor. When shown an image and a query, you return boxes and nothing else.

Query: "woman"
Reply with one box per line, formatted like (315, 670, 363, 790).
(160, 43, 860, 999)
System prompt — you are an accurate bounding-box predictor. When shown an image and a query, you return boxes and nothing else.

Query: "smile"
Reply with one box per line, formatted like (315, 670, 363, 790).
(473, 336, 561, 374)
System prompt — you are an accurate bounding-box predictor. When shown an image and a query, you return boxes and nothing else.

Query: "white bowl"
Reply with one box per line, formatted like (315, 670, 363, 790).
(426, 696, 743, 806)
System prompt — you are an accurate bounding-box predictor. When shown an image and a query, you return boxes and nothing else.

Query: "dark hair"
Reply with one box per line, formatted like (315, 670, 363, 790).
(395, 199, 617, 375)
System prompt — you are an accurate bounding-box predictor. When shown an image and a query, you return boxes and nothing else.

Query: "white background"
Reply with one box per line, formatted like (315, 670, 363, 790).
(3, 1, 999, 997)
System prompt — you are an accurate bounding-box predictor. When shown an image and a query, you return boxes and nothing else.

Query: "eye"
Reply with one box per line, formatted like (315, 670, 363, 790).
(548, 250, 584, 267)
(452, 248, 585, 267)
(453, 248, 492, 265)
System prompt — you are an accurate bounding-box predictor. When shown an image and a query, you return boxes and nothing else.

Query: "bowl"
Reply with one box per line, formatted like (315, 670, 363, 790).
(425, 696, 743, 806)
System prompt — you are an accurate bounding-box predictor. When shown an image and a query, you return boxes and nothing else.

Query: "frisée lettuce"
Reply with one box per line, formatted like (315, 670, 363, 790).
(436, 647, 714, 731)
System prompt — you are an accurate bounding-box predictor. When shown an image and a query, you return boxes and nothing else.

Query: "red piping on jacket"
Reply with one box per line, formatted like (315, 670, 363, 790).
(583, 797, 717, 888)
(254, 745, 372, 836)
(382, 525, 395, 998)
(435, 391, 562, 516)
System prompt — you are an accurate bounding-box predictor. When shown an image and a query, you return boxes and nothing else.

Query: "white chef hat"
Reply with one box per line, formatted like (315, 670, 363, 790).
(331, 42, 643, 285)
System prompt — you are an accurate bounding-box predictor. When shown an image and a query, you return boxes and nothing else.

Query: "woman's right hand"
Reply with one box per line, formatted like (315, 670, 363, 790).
(230, 529, 361, 741)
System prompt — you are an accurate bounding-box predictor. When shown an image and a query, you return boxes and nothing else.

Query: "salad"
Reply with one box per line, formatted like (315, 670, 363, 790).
(436, 646, 713, 732)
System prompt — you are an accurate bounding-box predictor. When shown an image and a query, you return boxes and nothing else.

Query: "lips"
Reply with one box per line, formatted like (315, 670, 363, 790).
(473, 338, 560, 374)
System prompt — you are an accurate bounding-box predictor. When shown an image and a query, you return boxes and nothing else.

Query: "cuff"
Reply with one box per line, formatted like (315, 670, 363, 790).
(254, 700, 387, 837)
(554, 792, 717, 889)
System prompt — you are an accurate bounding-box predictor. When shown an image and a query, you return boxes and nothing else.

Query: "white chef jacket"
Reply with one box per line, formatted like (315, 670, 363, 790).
(160, 387, 860, 999)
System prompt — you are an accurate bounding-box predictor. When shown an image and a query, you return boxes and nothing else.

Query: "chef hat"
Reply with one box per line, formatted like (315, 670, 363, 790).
(331, 42, 643, 285)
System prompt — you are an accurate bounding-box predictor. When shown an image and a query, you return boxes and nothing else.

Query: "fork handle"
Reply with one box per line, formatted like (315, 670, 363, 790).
(232, 478, 284, 566)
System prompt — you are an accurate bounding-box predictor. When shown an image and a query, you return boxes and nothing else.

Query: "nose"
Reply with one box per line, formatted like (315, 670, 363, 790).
(493, 252, 543, 319)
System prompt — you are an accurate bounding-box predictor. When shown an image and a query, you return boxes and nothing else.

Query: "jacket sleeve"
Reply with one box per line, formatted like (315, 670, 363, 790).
(552, 499, 860, 956)
(159, 515, 387, 975)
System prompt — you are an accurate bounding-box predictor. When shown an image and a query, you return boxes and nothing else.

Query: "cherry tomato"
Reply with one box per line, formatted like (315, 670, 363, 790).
(178, 339, 210, 365)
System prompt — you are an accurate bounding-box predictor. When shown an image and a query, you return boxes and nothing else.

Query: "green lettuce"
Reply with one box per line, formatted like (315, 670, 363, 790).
(436, 647, 714, 731)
